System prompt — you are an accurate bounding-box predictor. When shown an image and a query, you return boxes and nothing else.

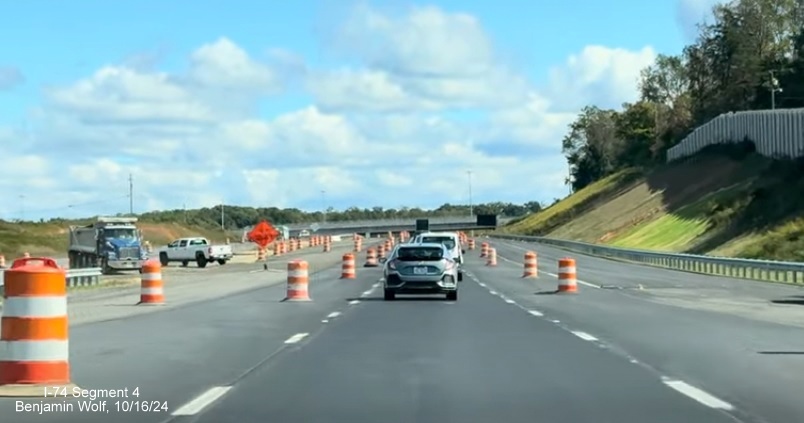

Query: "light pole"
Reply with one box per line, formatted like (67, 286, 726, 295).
(321, 190, 327, 223)
(769, 71, 782, 109)
(466, 170, 473, 217)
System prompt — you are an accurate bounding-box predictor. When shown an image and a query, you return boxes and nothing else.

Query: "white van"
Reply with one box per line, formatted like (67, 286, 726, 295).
(412, 231, 464, 264)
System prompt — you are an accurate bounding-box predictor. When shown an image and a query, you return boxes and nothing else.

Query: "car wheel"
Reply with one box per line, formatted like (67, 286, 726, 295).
(446, 291, 457, 301)
(384, 289, 396, 301)
(457, 271, 463, 282)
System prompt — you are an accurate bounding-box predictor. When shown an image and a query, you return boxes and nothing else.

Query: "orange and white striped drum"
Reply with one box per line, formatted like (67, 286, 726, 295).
(377, 244, 386, 259)
(0, 257, 72, 387)
(523, 251, 538, 278)
(284, 260, 311, 301)
(468, 239, 475, 250)
(480, 242, 489, 258)
(341, 253, 356, 279)
(486, 248, 497, 266)
(364, 247, 378, 267)
(557, 258, 578, 293)
(139, 260, 165, 305)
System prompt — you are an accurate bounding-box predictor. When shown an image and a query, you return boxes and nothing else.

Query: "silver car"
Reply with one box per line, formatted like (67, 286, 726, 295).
(381, 243, 459, 301)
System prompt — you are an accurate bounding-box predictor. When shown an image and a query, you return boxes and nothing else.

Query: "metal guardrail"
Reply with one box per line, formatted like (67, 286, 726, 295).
(0, 267, 104, 288)
(490, 234, 804, 284)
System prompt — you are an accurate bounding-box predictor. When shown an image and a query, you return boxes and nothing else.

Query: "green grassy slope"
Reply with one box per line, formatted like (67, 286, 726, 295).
(504, 144, 804, 261)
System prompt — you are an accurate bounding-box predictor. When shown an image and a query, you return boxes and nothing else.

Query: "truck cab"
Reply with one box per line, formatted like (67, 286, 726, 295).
(68, 217, 146, 274)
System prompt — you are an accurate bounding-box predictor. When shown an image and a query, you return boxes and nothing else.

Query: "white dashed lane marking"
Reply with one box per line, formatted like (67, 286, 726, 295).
(172, 386, 232, 416)
(469, 252, 737, 415)
(326, 311, 341, 319)
(349, 300, 360, 305)
(571, 331, 599, 342)
(662, 379, 734, 410)
(284, 333, 309, 344)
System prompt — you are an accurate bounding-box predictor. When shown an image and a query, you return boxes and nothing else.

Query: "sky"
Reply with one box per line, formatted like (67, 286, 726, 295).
(0, 0, 720, 220)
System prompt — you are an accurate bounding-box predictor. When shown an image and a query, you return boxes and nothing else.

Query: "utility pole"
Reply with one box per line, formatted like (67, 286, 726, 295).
(128, 173, 134, 215)
(466, 170, 473, 217)
(220, 203, 225, 230)
(321, 190, 327, 223)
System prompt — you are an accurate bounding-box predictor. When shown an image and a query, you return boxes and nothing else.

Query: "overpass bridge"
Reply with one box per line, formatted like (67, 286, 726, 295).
(239, 216, 514, 239)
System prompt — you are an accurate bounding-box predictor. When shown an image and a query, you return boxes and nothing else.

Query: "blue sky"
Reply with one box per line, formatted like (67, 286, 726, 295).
(0, 0, 713, 220)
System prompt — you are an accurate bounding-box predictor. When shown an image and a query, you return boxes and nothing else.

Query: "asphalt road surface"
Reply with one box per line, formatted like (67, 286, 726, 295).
(1, 236, 801, 422)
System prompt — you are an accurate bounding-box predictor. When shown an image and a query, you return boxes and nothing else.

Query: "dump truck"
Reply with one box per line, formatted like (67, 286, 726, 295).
(68, 216, 146, 274)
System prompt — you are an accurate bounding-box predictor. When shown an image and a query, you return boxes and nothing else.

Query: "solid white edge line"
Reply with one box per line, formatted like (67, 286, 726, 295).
(171, 386, 232, 415)
(571, 331, 598, 342)
(663, 380, 734, 410)
(326, 311, 341, 318)
(284, 333, 309, 344)
(527, 310, 543, 316)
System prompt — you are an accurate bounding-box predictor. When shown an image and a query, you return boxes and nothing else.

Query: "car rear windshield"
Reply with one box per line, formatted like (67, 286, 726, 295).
(396, 247, 444, 261)
(420, 236, 456, 249)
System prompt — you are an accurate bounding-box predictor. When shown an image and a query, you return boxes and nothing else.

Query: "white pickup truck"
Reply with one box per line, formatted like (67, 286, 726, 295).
(157, 237, 234, 268)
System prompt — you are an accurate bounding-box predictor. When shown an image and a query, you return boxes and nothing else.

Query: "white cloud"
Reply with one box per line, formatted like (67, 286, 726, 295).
(0, 5, 660, 221)
(310, 4, 530, 112)
(545, 45, 657, 112)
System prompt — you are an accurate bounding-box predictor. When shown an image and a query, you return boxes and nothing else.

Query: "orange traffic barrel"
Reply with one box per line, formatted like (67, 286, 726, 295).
(558, 258, 578, 293)
(486, 248, 497, 266)
(364, 247, 378, 267)
(480, 242, 489, 257)
(468, 239, 475, 250)
(377, 244, 386, 259)
(138, 259, 165, 305)
(341, 253, 356, 279)
(284, 260, 311, 301)
(523, 251, 538, 278)
(0, 257, 76, 393)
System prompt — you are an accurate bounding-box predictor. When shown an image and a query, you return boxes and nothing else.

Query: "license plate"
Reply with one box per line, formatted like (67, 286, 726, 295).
(413, 267, 427, 275)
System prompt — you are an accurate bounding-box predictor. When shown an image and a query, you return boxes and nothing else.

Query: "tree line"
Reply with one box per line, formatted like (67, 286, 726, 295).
(564, 0, 804, 191)
(137, 201, 544, 230)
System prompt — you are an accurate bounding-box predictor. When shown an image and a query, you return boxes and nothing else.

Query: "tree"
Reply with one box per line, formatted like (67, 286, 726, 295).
(561, 0, 804, 186)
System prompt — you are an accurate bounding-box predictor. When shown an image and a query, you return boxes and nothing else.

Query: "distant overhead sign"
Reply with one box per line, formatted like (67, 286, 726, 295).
(310, 223, 321, 232)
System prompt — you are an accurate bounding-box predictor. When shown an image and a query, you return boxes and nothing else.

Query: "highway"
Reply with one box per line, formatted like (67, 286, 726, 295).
(0, 236, 801, 422)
